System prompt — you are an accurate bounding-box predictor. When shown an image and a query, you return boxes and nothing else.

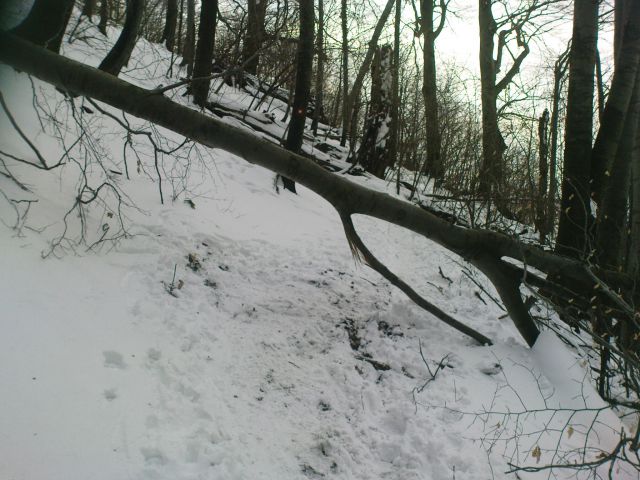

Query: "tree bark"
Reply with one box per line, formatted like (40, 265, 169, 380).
(555, 0, 598, 259)
(99, 0, 144, 77)
(282, 0, 315, 193)
(162, 0, 178, 51)
(10, 0, 75, 54)
(192, 0, 218, 106)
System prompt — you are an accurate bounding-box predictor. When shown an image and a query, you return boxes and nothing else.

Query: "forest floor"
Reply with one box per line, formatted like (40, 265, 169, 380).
(0, 11, 634, 480)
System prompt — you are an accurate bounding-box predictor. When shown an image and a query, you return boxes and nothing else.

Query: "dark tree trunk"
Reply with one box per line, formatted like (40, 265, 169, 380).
(341, 0, 395, 150)
(99, 0, 109, 35)
(181, 0, 196, 76)
(99, 0, 144, 77)
(420, 0, 444, 183)
(357, 46, 394, 179)
(595, 0, 640, 271)
(596, 71, 640, 271)
(242, 0, 267, 76)
(162, 0, 178, 51)
(192, 0, 217, 106)
(339, 0, 349, 147)
(11, 0, 74, 53)
(547, 49, 569, 239)
(82, 0, 96, 19)
(389, 0, 401, 180)
(590, 0, 640, 205)
(478, 0, 504, 197)
(555, 0, 598, 259)
(282, 0, 315, 193)
(177, 0, 184, 52)
(536, 109, 550, 242)
(628, 121, 640, 278)
(310, 0, 324, 136)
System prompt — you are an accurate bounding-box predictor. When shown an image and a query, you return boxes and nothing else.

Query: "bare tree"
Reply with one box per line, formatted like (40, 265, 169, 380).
(356, 45, 394, 178)
(310, 0, 324, 135)
(339, 0, 349, 146)
(419, 0, 447, 183)
(477, 0, 555, 199)
(341, 0, 395, 147)
(555, 0, 598, 258)
(282, 0, 315, 193)
(162, 0, 178, 50)
(242, 0, 267, 75)
(181, 0, 196, 76)
(594, 0, 640, 272)
(192, 0, 218, 106)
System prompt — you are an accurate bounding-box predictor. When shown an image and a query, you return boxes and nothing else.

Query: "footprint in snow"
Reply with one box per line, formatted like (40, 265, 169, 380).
(103, 388, 117, 401)
(103, 350, 127, 369)
(141, 447, 167, 465)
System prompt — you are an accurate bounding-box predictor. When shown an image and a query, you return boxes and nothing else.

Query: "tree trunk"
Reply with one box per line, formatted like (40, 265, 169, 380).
(555, 0, 598, 259)
(596, 70, 640, 271)
(478, 0, 502, 196)
(536, 109, 550, 242)
(356, 46, 394, 178)
(341, 0, 395, 148)
(10, 0, 75, 53)
(192, 0, 218, 106)
(420, 0, 444, 183)
(162, 0, 178, 51)
(99, 0, 143, 77)
(628, 121, 640, 278)
(310, 0, 324, 136)
(594, 0, 640, 272)
(389, 0, 401, 178)
(99, 0, 109, 35)
(590, 0, 640, 206)
(82, 0, 97, 19)
(242, 0, 267, 76)
(547, 49, 569, 239)
(339, 0, 349, 147)
(181, 0, 196, 76)
(282, 0, 315, 193)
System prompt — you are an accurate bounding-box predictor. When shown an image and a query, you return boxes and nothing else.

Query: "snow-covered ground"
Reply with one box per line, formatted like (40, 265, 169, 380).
(0, 14, 634, 480)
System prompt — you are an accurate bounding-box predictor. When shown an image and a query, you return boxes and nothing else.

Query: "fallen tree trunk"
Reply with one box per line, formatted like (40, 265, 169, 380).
(0, 33, 631, 347)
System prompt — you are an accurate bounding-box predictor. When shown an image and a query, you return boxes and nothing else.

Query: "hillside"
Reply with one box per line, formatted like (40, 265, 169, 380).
(0, 14, 633, 480)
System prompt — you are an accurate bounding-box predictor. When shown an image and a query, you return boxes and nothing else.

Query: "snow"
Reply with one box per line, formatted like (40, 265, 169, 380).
(0, 13, 635, 480)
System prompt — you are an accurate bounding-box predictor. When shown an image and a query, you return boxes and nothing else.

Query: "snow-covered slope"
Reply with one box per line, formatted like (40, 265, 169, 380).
(0, 15, 632, 480)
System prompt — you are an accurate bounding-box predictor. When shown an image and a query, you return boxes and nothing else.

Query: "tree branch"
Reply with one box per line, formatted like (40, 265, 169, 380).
(0, 33, 630, 347)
